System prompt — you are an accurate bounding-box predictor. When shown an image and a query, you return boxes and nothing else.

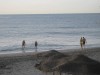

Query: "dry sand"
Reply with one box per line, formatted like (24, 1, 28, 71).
(0, 47, 100, 75)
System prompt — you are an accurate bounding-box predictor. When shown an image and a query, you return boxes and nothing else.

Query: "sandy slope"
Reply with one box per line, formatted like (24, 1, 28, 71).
(0, 47, 100, 75)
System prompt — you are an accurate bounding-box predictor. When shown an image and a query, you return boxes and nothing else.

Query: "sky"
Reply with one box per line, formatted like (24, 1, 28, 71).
(0, 0, 100, 14)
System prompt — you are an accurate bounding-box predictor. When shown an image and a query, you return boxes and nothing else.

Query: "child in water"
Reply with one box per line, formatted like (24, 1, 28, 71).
(35, 41, 38, 52)
(22, 40, 26, 49)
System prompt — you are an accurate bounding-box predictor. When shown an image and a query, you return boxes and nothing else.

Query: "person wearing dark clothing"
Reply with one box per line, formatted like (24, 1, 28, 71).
(35, 41, 38, 52)
(22, 40, 26, 49)
(83, 37, 87, 48)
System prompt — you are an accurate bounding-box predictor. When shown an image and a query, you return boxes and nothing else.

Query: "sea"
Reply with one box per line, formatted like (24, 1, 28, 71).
(0, 13, 100, 54)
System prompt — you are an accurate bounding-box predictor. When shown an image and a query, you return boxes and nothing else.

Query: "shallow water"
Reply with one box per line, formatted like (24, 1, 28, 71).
(0, 14, 100, 53)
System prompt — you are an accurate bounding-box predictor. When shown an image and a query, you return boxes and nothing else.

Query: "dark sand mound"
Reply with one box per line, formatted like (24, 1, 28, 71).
(37, 50, 66, 58)
(35, 50, 100, 75)
(53, 54, 100, 74)
(35, 50, 67, 72)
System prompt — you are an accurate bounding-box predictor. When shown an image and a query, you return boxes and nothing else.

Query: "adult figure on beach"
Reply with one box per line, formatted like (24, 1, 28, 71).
(35, 41, 38, 52)
(80, 37, 83, 50)
(83, 37, 87, 48)
(22, 40, 26, 49)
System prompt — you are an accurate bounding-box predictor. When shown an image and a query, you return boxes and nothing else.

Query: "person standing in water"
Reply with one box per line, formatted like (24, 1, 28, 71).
(80, 37, 83, 50)
(83, 37, 87, 49)
(35, 41, 38, 52)
(22, 40, 26, 50)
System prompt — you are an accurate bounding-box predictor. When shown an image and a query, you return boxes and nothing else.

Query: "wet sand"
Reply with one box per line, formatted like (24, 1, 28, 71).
(0, 47, 100, 75)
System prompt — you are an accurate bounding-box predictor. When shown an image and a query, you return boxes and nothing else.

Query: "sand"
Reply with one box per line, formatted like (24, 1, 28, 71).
(0, 47, 100, 75)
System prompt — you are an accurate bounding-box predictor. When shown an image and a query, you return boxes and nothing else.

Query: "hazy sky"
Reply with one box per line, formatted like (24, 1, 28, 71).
(0, 0, 100, 14)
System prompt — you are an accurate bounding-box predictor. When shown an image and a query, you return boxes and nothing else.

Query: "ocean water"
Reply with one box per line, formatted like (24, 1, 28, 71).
(0, 14, 100, 53)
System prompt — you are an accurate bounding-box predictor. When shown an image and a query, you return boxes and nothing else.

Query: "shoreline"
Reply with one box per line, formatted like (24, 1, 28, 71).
(0, 44, 100, 53)
(0, 47, 100, 58)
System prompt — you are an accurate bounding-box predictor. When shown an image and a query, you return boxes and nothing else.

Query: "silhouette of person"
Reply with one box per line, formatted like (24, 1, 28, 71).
(22, 40, 26, 49)
(83, 37, 87, 48)
(80, 37, 83, 50)
(35, 41, 38, 52)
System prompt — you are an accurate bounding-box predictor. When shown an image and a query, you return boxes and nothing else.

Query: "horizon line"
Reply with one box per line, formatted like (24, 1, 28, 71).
(0, 12, 100, 15)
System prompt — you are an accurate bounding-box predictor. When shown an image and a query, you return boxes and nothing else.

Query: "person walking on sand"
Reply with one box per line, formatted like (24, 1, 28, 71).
(35, 41, 38, 52)
(80, 37, 83, 50)
(22, 40, 26, 49)
(83, 37, 87, 49)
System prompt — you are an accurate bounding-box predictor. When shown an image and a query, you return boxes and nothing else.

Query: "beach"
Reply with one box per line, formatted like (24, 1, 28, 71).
(0, 47, 100, 75)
